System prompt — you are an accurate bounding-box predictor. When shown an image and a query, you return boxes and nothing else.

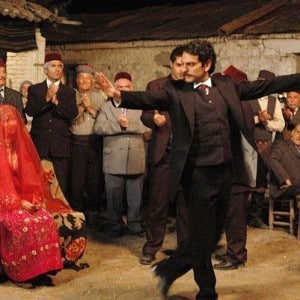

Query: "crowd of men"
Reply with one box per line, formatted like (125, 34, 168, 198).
(1, 39, 300, 299)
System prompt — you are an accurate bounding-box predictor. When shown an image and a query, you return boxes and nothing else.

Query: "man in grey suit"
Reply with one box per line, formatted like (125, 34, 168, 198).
(0, 59, 26, 123)
(94, 72, 151, 238)
(95, 40, 300, 300)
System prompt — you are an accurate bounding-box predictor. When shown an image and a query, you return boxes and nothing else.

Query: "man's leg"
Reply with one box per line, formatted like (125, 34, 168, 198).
(142, 154, 171, 260)
(126, 174, 144, 233)
(175, 189, 189, 245)
(69, 145, 87, 211)
(191, 164, 231, 299)
(225, 192, 248, 263)
(153, 164, 231, 299)
(214, 191, 248, 270)
(105, 174, 126, 236)
(86, 145, 103, 211)
(52, 156, 70, 201)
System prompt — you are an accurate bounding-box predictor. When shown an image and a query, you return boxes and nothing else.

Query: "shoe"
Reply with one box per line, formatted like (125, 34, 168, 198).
(214, 254, 226, 262)
(0, 272, 9, 283)
(110, 229, 123, 238)
(214, 261, 245, 270)
(161, 249, 176, 256)
(151, 260, 176, 297)
(248, 218, 269, 229)
(32, 274, 54, 287)
(127, 230, 146, 238)
(139, 254, 155, 265)
(13, 280, 35, 289)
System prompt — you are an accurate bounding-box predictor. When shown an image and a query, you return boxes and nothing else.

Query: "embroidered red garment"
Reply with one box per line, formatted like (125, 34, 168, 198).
(0, 105, 67, 282)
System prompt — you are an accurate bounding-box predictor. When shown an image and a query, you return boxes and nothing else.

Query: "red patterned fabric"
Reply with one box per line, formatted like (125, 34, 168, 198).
(0, 105, 67, 281)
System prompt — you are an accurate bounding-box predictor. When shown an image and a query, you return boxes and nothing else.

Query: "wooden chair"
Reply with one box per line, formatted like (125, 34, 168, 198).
(269, 195, 299, 239)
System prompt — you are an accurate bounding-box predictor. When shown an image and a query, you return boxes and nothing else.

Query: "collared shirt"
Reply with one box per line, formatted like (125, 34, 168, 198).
(254, 96, 285, 140)
(0, 86, 4, 98)
(46, 78, 60, 88)
(193, 77, 212, 90)
(292, 107, 299, 115)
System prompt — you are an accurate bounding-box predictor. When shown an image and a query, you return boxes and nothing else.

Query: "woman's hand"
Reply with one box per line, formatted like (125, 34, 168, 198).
(21, 200, 40, 212)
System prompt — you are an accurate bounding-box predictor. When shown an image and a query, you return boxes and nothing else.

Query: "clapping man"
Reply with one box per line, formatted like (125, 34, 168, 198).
(25, 53, 78, 199)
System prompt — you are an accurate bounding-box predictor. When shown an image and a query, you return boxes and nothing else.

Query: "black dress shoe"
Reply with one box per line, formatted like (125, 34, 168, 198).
(139, 254, 155, 265)
(127, 229, 146, 238)
(162, 249, 176, 256)
(0, 272, 9, 283)
(151, 260, 176, 297)
(13, 280, 35, 289)
(248, 218, 269, 229)
(32, 274, 54, 287)
(110, 229, 123, 238)
(214, 254, 226, 262)
(214, 261, 245, 270)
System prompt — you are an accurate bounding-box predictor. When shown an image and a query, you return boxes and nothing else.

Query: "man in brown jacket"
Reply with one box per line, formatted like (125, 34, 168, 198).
(268, 122, 300, 200)
(140, 45, 189, 265)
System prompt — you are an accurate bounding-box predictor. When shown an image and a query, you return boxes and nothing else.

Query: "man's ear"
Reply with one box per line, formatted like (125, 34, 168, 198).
(204, 59, 212, 73)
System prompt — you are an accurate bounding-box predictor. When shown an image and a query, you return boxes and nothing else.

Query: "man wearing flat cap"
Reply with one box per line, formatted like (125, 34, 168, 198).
(25, 52, 78, 200)
(94, 71, 151, 238)
(0, 59, 26, 123)
(69, 64, 106, 225)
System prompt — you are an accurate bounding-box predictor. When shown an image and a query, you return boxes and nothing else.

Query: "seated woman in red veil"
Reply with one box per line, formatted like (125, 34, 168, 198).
(0, 105, 87, 289)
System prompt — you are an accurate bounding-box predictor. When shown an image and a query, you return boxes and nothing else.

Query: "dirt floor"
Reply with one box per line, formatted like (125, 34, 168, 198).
(0, 219, 300, 300)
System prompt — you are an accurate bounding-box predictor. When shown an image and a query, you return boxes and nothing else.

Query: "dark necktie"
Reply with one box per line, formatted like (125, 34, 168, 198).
(289, 108, 295, 121)
(0, 88, 4, 104)
(200, 84, 209, 96)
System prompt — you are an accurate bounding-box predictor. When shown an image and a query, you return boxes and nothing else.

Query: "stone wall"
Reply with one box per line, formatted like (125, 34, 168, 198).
(6, 33, 300, 92)
(47, 34, 300, 90)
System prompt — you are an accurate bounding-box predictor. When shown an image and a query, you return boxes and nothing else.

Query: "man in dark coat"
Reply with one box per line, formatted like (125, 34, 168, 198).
(25, 52, 78, 199)
(268, 122, 300, 200)
(140, 45, 189, 265)
(95, 40, 300, 300)
(0, 59, 26, 123)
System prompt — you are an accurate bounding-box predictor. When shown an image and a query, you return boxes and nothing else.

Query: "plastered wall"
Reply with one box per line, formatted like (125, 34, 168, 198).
(6, 33, 300, 91)
(48, 35, 300, 89)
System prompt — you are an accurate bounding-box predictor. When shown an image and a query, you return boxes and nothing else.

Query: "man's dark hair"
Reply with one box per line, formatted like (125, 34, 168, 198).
(184, 40, 217, 74)
(169, 45, 185, 63)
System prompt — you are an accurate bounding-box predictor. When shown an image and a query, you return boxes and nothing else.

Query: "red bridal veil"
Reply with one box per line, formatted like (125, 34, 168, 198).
(0, 104, 71, 213)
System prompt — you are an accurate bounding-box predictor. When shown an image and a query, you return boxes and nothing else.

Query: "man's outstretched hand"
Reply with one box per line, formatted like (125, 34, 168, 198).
(94, 72, 121, 101)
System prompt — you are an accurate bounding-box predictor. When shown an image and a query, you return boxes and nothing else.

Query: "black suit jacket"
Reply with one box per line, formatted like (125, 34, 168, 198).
(120, 73, 300, 199)
(141, 76, 172, 165)
(25, 81, 78, 158)
(2, 87, 27, 123)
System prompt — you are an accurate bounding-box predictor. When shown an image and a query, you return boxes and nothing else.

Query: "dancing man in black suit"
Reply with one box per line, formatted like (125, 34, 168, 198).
(94, 40, 300, 300)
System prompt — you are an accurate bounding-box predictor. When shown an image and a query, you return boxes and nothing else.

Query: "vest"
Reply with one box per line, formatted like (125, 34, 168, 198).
(188, 86, 232, 166)
(249, 96, 276, 142)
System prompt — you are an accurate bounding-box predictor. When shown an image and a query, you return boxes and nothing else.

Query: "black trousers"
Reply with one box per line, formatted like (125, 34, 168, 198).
(143, 151, 189, 256)
(224, 192, 249, 264)
(165, 163, 232, 299)
(69, 143, 104, 212)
